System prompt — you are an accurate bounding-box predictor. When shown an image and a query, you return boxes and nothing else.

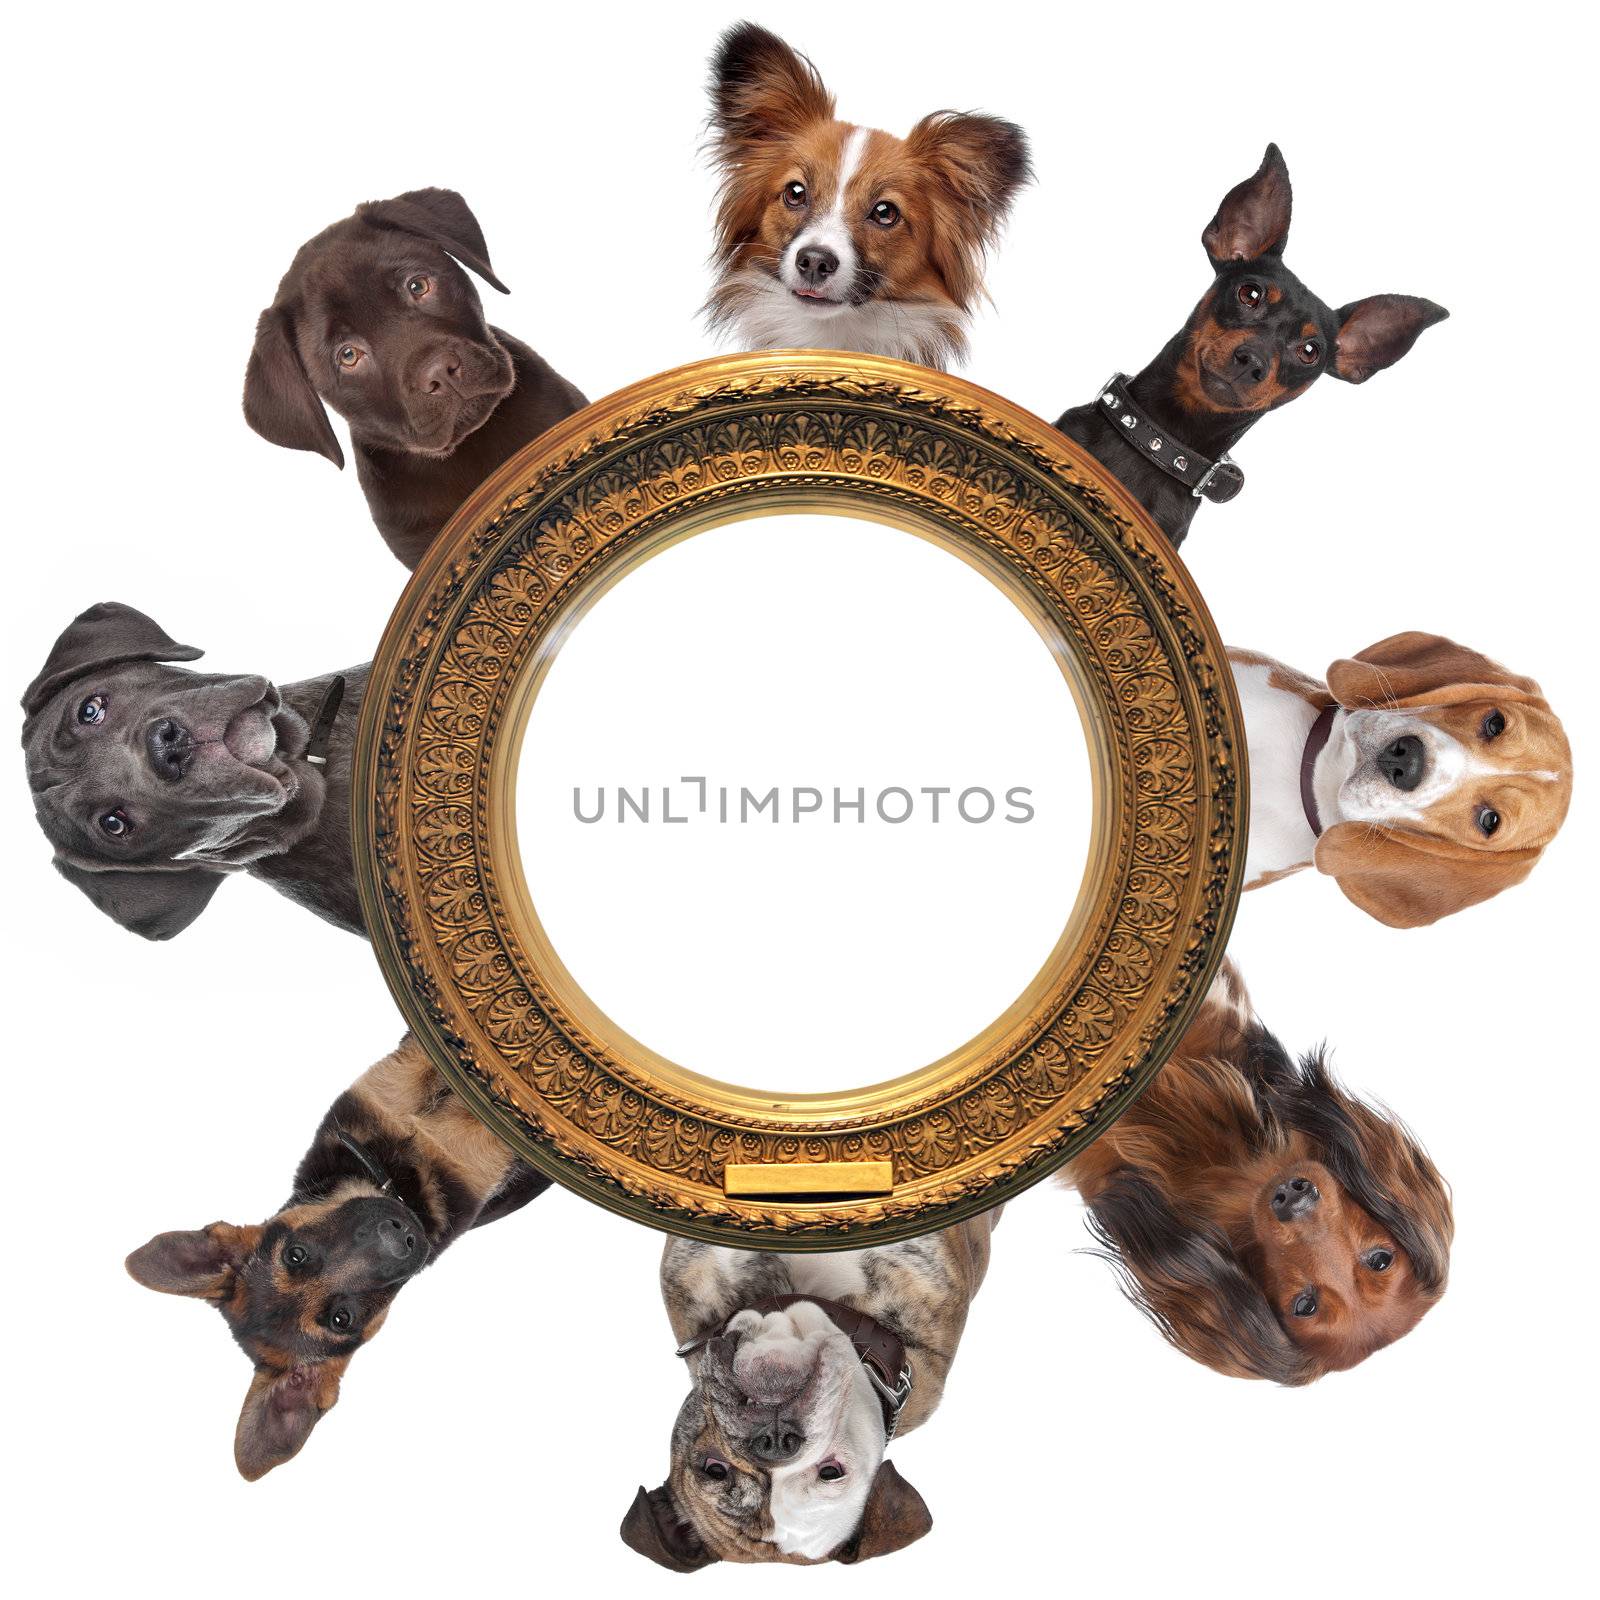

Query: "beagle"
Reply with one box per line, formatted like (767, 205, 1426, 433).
(1230, 631, 1572, 926)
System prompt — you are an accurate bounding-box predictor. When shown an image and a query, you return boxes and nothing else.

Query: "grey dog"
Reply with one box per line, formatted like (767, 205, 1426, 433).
(21, 602, 365, 939)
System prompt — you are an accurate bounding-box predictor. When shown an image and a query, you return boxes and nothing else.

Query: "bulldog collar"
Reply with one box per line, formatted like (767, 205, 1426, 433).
(676, 1293, 916, 1441)
(1299, 704, 1339, 837)
(1095, 374, 1245, 504)
(303, 675, 346, 768)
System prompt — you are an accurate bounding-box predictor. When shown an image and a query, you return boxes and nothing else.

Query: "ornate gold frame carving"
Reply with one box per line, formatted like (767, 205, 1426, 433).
(354, 353, 1245, 1248)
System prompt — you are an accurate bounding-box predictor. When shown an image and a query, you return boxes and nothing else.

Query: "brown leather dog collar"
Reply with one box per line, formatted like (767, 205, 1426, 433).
(1299, 704, 1338, 836)
(676, 1293, 915, 1440)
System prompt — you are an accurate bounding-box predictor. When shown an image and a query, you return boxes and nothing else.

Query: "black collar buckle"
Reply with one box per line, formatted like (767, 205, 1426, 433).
(1096, 373, 1245, 505)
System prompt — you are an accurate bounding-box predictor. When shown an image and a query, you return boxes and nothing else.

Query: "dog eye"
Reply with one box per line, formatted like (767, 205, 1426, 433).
(284, 1244, 309, 1268)
(98, 808, 132, 838)
(406, 275, 432, 298)
(702, 1457, 730, 1481)
(870, 200, 900, 228)
(818, 1460, 846, 1481)
(1482, 710, 1506, 740)
(1477, 805, 1502, 837)
(337, 345, 363, 369)
(1364, 1249, 1395, 1272)
(1237, 281, 1264, 308)
(782, 181, 808, 209)
(78, 694, 107, 726)
(1297, 338, 1322, 365)
(1291, 1291, 1318, 1318)
(328, 1304, 354, 1331)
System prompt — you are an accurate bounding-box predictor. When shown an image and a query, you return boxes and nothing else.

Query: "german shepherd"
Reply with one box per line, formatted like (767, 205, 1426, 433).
(126, 1035, 549, 1478)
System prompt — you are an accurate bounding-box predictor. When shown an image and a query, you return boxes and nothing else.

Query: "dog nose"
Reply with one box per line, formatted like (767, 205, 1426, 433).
(795, 246, 839, 288)
(146, 717, 193, 781)
(374, 1215, 417, 1260)
(746, 1420, 805, 1463)
(1377, 734, 1425, 791)
(418, 350, 463, 395)
(1231, 343, 1268, 384)
(1271, 1176, 1321, 1222)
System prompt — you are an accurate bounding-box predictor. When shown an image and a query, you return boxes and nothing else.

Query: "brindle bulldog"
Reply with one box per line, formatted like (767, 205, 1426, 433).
(623, 1214, 998, 1569)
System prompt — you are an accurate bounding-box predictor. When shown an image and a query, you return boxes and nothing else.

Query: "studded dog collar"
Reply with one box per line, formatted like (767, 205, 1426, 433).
(1096, 374, 1245, 504)
(675, 1293, 916, 1440)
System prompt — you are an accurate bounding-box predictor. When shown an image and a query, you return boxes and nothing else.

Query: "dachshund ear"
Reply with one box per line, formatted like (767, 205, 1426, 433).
(1315, 824, 1541, 928)
(357, 187, 509, 294)
(1331, 295, 1448, 383)
(1326, 632, 1547, 711)
(243, 305, 345, 468)
(620, 1484, 718, 1572)
(1202, 143, 1292, 264)
(1086, 1172, 1315, 1384)
(52, 859, 224, 940)
(23, 601, 202, 718)
(834, 1460, 932, 1563)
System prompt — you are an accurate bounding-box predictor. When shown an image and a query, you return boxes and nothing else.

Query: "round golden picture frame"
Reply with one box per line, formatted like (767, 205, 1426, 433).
(354, 352, 1245, 1248)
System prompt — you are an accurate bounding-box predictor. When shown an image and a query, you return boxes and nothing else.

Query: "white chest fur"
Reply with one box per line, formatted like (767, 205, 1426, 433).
(1232, 658, 1323, 887)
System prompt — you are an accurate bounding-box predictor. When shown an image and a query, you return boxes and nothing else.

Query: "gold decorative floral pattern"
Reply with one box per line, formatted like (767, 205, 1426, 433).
(354, 353, 1245, 1248)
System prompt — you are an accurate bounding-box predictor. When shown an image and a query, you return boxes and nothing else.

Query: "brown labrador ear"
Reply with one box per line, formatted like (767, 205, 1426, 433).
(126, 1223, 261, 1299)
(903, 112, 1033, 306)
(1331, 295, 1448, 383)
(235, 1358, 349, 1482)
(53, 859, 224, 940)
(243, 305, 345, 468)
(1202, 143, 1292, 264)
(1326, 631, 1546, 711)
(620, 1484, 719, 1572)
(834, 1460, 932, 1563)
(357, 187, 509, 295)
(22, 601, 202, 719)
(1315, 823, 1542, 928)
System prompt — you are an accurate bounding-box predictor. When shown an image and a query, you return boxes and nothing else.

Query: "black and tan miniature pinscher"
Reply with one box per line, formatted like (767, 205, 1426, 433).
(1055, 144, 1448, 549)
(126, 1035, 548, 1479)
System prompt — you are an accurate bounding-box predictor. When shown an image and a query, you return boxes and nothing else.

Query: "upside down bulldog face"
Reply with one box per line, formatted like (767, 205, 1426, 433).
(668, 1301, 890, 1563)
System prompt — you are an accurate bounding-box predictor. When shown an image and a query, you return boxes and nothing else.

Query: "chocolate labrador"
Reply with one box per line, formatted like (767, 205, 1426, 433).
(625, 1214, 999, 1569)
(244, 187, 587, 570)
(22, 602, 365, 939)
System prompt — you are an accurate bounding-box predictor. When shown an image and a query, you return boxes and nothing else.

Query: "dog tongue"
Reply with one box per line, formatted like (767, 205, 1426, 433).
(223, 706, 278, 764)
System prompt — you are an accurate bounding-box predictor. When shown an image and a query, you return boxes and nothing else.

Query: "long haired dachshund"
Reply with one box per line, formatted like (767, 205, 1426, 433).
(1064, 965, 1453, 1383)
(1231, 631, 1572, 925)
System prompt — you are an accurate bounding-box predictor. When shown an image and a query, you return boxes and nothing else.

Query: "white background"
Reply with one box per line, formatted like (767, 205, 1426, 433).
(4, 3, 1595, 1596)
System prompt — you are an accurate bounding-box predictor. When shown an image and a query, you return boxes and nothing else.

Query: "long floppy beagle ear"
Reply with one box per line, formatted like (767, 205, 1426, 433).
(834, 1460, 932, 1563)
(243, 304, 345, 468)
(1326, 631, 1547, 710)
(1331, 295, 1448, 383)
(356, 187, 509, 294)
(126, 1223, 261, 1299)
(1086, 1173, 1315, 1384)
(1202, 143, 1292, 265)
(1315, 824, 1541, 928)
(53, 858, 224, 940)
(235, 1358, 349, 1481)
(22, 601, 202, 719)
(620, 1484, 719, 1572)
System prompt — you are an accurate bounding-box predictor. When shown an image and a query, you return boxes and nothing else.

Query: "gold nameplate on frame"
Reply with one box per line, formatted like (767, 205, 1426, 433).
(724, 1162, 896, 1199)
(355, 352, 1246, 1249)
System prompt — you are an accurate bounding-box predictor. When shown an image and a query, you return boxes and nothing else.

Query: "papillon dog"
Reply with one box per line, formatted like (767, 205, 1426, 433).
(704, 22, 1031, 369)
